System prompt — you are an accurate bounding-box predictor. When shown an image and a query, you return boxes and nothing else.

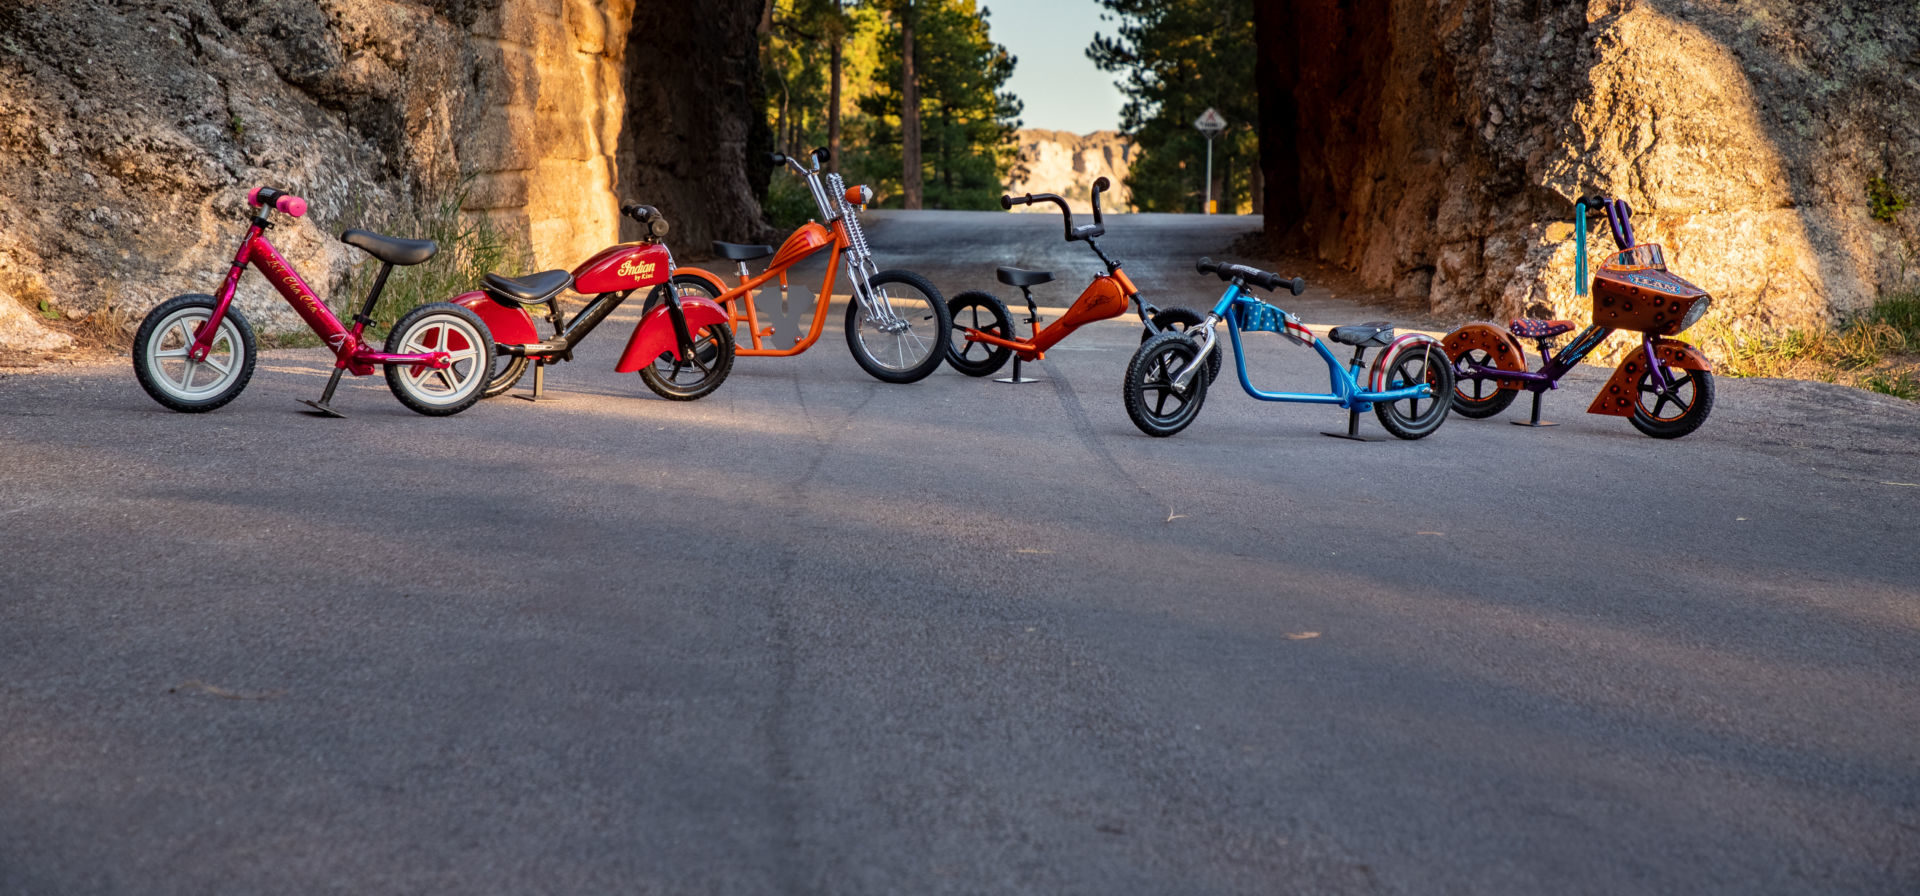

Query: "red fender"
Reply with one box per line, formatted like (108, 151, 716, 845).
(1441, 322, 1529, 389)
(1588, 338, 1714, 417)
(452, 291, 540, 346)
(614, 296, 730, 373)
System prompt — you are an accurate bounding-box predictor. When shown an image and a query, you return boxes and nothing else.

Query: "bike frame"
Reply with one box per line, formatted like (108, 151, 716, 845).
(193, 219, 449, 376)
(676, 154, 901, 357)
(961, 268, 1142, 361)
(1210, 285, 1431, 409)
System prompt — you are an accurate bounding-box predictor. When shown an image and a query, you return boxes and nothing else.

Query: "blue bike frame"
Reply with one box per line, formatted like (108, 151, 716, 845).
(1208, 285, 1433, 410)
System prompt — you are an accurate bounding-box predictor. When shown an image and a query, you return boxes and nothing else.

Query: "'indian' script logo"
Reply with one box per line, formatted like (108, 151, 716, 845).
(617, 259, 658, 280)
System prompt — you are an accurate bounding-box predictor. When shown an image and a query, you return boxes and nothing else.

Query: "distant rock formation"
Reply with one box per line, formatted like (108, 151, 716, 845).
(1004, 130, 1135, 213)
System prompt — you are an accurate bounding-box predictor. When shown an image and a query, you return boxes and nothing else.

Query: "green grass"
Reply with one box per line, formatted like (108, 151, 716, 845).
(337, 182, 530, 338)
(1705, 291, 1920, 400)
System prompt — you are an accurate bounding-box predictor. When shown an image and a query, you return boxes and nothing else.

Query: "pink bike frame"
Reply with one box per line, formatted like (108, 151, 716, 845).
(192, 222, 450, 377)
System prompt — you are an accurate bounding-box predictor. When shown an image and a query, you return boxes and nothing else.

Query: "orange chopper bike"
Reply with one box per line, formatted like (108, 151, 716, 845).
(659, 148, 952, 383)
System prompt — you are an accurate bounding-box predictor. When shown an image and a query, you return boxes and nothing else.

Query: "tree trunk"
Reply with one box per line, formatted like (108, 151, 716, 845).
(828, 0, 842, 168)
(900, 1, 922, 209)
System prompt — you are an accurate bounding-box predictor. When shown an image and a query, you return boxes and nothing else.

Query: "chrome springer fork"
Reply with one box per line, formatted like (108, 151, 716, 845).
(826, 171, 904, 330)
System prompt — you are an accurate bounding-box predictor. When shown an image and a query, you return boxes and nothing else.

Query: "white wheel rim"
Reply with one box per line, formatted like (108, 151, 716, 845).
(397, 316, 486, 406)
(146, 309, 244, 401)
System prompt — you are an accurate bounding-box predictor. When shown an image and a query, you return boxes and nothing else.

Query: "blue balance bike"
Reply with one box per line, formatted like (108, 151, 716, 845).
(1123, 259, 1454, 440)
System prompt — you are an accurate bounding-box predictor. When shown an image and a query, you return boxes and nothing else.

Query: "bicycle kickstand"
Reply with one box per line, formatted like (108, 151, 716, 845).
(299, 367, 350, 418)
(516, 360, 551, 402)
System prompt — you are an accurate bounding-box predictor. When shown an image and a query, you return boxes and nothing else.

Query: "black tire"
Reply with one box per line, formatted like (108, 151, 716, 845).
(132, 294, 257, 413)
(1630, 365, 1714, 439)
(1448, 346, 1520, 419)
(1372, 341, 1455, 440)
(945, 290, 1014, 377)
(1124, 330, 1210, 437)
(639, 320, 736, 401)
(845, 269, 951, 383)
(383, 302, 495, 416)
(1143, 306, 1222, 384)
(481, 355, 528, 399)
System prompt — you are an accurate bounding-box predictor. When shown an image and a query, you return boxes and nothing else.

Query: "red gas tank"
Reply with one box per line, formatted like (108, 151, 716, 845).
(572, 242, 672, 295)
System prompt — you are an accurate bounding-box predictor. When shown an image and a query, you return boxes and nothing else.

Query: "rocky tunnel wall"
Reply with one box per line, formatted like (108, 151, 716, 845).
(0, 0, 768, 340)
(1257, 0, 1920, 341)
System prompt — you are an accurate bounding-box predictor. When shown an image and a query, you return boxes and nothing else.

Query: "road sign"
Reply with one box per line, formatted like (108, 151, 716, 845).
(1194, 108, 1226, 134)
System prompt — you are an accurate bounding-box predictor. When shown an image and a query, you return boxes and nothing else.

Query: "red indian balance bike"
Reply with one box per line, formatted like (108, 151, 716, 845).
(133, 187, 495, 417)
(1442, 194, 1715, 438)
(944, 177, 1216, 383)
(453, 203, 734, 402)
(664, 148, 952, 383)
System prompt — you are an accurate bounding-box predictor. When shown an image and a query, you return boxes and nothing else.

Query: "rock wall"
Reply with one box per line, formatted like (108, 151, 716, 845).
(1258, 0, 1920, 344)
(1004, 129, 1135, 213)
(0, 0, 765, 343)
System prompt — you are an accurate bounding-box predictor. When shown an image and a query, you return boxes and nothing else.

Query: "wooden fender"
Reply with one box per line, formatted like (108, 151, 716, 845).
(1587, 339, 1714, 417)
(1441, 322, 1529, 389)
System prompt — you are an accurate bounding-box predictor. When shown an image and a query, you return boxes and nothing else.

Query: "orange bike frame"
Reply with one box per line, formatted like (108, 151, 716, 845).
(677, 220, 850, 357)
(963, 267, 1138, 362)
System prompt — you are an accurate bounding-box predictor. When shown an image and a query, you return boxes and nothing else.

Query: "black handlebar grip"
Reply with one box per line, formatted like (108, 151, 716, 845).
(811, 147, 831, 164)
(1001, 193, 1035, 210)
(1196, 257, 1219, 275)
(1577, 193, 1608, 212)
(767, 152, 788, 167)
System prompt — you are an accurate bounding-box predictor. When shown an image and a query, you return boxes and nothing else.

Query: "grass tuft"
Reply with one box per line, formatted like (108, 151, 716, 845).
(338, 182, 530, 337)
(1706, 291, 1920, 400)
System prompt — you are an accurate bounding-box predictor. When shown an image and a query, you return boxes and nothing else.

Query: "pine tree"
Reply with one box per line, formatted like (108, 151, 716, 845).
(1088, 0, 1257, 213)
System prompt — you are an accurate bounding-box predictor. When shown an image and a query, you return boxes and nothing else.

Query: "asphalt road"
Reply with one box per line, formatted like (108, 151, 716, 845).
(3, 209, 1917, 894)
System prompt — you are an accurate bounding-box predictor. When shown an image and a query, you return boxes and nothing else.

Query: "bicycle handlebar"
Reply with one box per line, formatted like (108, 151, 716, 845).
(247, 186, 307, 218)
(1196, 257, 1304, 295)
(1000, 177, 1109, 242)
(620, 202, 670, 238)
(1574, 192, 1635, 249)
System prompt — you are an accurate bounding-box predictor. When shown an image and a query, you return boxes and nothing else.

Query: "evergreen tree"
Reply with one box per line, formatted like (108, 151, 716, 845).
(852, 0, 1022, 210)
(1088, 0, 1257, 213)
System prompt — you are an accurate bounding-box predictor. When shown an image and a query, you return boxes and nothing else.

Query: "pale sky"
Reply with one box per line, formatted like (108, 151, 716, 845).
(984, 0, 1127, 135)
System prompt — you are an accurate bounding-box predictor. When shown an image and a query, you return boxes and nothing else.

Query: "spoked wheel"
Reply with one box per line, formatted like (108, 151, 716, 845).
(1630, 364, 1714, 439)
(384, 302, 495, 416)
(1372, 341, 1455, 439)
(1143, 306, 1222, 384)
(1448, 347, 1520, 419)
(640, 320, 735, 401)
(481, 355, 528, 399)
(845, 269, 951, 383)
(132, 294, 257, 412)
(1124, 330, 1210, 437)
(945, 290, 1014, 377)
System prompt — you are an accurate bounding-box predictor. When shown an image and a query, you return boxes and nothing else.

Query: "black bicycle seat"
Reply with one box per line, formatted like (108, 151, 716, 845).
(1328, 322, 1395, 347)
(996, 267, 1053, 288)
(482, 269, 573, 308)
(341, 229, 437, 267)
(713, 241, 775, 261)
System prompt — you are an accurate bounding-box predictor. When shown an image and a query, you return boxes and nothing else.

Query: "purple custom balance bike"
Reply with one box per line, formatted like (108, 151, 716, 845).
(1440, 194, 1716, 439)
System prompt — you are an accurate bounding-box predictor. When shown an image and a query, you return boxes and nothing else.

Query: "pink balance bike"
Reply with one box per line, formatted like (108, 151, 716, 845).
(133, 187, 496, 417)
(452, 203, 734, 402)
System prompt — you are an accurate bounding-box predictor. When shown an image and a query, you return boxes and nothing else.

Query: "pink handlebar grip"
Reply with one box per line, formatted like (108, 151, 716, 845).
(246, 187, 308, 218)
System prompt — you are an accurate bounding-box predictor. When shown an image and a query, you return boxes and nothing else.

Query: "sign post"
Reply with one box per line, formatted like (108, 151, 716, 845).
(1193, 107, 1227, 214)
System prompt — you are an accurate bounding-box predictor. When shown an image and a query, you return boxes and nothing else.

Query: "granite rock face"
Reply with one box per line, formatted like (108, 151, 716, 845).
(1259, 0, 1920, 349)
(0, 0, 761, 343)
(1005, 129, 1135, 213)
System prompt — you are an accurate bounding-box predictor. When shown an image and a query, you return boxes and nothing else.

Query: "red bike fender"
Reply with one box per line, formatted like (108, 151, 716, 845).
(614, 296, 729, 373)
(452, 291, 540, 346)
(1587, 339, 1714, 417)
(1367, 333, 1444, 393)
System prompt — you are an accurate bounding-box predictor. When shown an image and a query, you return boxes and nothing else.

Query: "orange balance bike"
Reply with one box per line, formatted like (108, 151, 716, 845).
(944, 177, 1214, 384)
(661, 148, 952, 383)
